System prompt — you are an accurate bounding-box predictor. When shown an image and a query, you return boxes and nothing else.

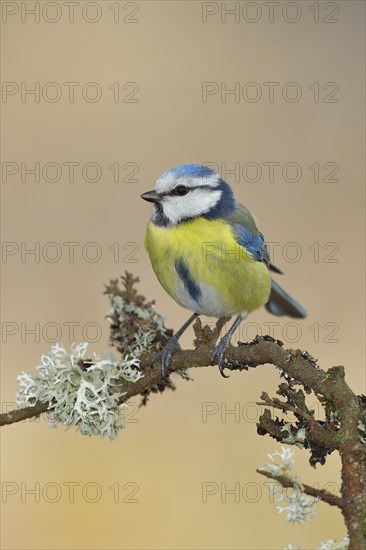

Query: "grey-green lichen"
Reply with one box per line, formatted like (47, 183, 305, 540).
(261, 449, 350, 548)
(105, 272, 169, 357)
(15, 273, 170, 440)
(16, 342, 143, 440)
(316, 537, 349, 550)
(357, 418, 366, 444)
(285, 538, 349, 550)
(280, 423, 307, 448)
(259, 447, 319, 524)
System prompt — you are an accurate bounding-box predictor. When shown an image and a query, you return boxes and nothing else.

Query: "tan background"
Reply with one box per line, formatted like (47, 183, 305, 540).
(1, 1, 365, 548)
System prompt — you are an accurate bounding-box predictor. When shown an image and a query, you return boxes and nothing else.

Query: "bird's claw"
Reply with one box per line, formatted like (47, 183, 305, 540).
(153, 337, 182, 378)
(211, 340, 231, 378)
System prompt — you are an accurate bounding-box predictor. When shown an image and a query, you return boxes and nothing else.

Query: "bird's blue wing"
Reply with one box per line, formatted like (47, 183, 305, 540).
(226, 203, 305, 317)
(226, 202, 270, 266)
(231, 223, 270, 265)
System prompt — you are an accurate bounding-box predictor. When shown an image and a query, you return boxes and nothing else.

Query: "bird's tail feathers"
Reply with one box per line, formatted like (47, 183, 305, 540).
(269, 263, 283, 275)
(265, 279, 307, 319)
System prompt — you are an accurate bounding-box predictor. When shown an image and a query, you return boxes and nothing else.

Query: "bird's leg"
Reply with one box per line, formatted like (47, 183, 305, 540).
(155, 313, 199, 378)
(211, 313, 247, 378)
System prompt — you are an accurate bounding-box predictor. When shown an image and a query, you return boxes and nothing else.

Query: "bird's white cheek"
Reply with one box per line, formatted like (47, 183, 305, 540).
(162, 190, 222, 225)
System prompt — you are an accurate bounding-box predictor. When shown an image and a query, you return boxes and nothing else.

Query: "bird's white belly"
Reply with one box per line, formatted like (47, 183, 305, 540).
(175, 279, 234, 317)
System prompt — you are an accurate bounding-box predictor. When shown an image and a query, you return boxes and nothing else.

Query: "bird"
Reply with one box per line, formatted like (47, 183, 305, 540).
(141, 164, 306, 378)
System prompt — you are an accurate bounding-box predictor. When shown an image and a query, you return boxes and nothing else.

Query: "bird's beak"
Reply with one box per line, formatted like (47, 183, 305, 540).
(140, 190, 160, 204)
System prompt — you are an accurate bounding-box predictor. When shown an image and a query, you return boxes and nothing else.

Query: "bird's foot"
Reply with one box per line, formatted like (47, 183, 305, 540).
(153, 336, 182, 379)
(210, 336, 231, 378)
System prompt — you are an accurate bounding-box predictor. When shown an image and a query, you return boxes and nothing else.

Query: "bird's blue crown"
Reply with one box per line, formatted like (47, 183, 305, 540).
(163, 164, 217, 180)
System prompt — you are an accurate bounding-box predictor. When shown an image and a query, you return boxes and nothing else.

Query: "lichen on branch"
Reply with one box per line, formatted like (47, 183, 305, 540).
(16, 342, 143, 440)
(1, 272, 365, 548)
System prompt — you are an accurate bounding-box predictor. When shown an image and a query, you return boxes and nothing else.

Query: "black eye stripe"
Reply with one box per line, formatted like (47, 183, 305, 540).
(160, 184, 217, 198)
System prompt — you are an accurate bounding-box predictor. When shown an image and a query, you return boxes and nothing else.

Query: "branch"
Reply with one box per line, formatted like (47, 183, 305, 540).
(1, 273, 365, 547)
(1, 401, 49, 425)
(0, 329, 340, 427)
(256, 392, 339, 456)
(256, 468, 343, 509)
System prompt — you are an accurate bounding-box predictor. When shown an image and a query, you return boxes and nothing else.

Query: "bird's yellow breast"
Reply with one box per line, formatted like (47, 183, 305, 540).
(144, 217, 271, 317)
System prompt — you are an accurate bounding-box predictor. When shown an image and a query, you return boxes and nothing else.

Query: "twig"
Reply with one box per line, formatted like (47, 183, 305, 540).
(257, 468, 343, 509)
(0, 332, 330, 427)
(1, 401, 49, 425)
(257, 392, 315, 424)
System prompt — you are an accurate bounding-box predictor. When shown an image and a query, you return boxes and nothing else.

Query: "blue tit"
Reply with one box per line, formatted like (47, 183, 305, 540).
(141, 164, 306, 378)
